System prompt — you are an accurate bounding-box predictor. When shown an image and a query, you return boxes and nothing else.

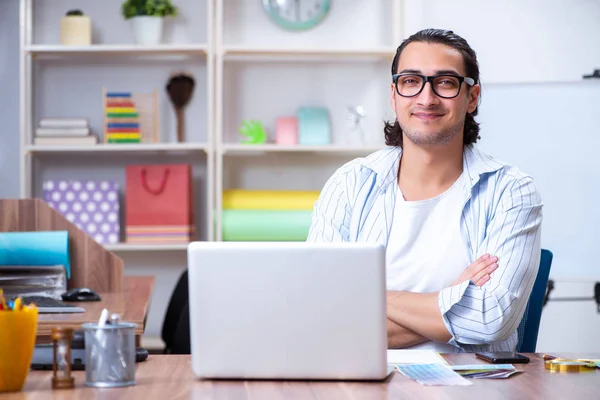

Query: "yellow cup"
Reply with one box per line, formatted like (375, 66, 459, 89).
(0, 305, 38, 393)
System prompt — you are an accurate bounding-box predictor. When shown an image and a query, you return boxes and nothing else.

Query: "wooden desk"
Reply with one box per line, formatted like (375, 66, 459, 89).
(8, 353, 600, 399)
(35, 276, 154, 346)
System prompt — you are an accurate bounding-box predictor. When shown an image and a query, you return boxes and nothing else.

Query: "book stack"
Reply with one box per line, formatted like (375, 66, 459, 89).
(33, 118, 97, 145)
(105, 92, 142, 143)
(0, 265, 67, 300)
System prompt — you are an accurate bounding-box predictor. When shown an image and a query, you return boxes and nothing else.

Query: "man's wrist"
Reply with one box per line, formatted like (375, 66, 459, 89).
(386, 290, 452, 342)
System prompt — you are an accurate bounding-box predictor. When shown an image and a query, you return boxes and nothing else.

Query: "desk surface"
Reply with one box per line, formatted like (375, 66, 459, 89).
(8, 353, 600, 399)
(36, 276, 154, 338)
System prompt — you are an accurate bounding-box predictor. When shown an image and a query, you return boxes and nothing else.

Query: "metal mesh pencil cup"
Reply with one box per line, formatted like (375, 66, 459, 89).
(82, 321, 137, 388)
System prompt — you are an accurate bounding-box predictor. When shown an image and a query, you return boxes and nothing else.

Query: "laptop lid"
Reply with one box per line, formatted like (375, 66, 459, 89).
(187, 241, 388, 381)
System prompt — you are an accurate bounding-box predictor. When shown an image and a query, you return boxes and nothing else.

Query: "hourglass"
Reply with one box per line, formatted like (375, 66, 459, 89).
(52, 327, 75, 389)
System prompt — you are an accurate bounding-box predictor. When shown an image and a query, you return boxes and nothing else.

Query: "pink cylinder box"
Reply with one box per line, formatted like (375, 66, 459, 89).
(275, 117, 298, 145)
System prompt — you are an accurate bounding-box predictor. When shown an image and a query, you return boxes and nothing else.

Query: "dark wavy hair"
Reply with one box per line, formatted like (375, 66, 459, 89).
(384, 28, 481, 148)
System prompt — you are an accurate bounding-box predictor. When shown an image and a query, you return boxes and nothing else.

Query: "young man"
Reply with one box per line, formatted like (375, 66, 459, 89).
(307, 29, 543, 353)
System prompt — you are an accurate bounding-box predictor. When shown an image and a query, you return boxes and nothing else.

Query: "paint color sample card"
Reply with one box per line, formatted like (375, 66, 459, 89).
(396, 363, 473, 386)
(451, 364, 520, 379)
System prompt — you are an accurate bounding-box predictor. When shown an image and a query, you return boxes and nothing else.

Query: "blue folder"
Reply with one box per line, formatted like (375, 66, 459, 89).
(0, 231, 71, 278)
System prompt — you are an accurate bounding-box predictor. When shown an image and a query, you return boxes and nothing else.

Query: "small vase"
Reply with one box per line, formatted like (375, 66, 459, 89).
(60, 16, 92, 46)
(131, 16, 163, 45)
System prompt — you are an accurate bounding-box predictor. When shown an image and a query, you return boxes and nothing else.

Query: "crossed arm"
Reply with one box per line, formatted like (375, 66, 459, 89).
(307, 169, 543, 350)
(386, 255, 498, 348)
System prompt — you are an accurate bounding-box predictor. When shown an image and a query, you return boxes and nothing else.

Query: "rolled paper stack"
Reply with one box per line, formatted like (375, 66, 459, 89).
(221, 190, 319, 241)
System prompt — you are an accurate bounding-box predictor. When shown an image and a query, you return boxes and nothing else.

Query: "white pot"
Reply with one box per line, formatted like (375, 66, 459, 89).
(131, 16, 163, 45)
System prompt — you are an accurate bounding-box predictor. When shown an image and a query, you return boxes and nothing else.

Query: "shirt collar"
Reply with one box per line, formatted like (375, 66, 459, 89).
(359, 144, 505, 190)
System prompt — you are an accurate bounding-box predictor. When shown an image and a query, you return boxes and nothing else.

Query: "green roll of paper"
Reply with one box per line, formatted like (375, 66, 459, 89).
(0, 231, 71, 278)
(221, 210, 312, 241)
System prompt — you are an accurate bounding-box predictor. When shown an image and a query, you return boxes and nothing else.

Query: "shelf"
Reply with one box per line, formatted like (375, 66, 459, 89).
(221, 144, 383, 155)
(104, 243, 190, 252)
(222, 46, 395, 62)
(25, 143, 209, 154)
(26, 44, 208, 57)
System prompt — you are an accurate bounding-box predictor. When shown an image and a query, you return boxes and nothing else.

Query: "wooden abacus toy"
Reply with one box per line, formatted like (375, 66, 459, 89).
(102, 88, 158, 144)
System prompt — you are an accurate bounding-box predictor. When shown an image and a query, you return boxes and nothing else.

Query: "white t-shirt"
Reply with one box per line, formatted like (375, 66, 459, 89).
(386, 172, 471, 353)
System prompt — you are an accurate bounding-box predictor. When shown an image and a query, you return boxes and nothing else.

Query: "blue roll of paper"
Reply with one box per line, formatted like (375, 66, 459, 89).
(0, 231, 71, 278)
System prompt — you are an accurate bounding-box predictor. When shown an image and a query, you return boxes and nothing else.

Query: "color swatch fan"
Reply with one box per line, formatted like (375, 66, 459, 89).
(103, 88, 158, 144)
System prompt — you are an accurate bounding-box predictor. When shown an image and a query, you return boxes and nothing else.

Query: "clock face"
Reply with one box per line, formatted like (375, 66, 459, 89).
(262, 0, 331, 31)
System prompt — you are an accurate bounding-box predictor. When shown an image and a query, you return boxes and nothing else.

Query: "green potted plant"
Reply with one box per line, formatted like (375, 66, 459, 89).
(60, 9, 91, 46)
(121, 0, 178, 45)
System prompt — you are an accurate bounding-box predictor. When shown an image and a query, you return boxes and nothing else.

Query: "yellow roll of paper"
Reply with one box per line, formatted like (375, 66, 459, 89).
(222, 190, 320, 210)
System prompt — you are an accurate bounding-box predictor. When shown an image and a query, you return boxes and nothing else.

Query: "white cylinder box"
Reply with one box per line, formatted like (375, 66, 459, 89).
(60, 16, 92, 46)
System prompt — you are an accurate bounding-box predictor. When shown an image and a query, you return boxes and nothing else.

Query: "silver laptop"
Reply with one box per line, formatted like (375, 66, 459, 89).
(187, 241, 388, 381)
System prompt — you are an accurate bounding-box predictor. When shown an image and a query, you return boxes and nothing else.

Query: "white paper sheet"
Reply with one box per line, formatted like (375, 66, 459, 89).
(387, 349, 448, 365)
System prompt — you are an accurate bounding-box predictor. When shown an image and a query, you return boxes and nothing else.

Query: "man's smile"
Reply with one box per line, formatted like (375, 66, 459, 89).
(412, 112, 445, 121)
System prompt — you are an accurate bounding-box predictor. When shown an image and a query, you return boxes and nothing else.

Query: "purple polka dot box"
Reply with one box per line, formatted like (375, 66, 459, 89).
(42, 180, 120, 245)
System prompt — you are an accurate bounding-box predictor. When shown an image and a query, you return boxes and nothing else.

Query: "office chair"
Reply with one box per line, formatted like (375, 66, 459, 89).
(161, 269, 189, 354)
(170, 302, 191, 354)
(516, 249, 553, 353)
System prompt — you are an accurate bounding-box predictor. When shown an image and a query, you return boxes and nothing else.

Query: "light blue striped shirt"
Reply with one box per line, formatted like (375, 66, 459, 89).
(307, 145, 543, 352)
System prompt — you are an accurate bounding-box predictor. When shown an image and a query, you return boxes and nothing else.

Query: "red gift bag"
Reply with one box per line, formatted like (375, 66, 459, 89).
(125, 164, 194, 243)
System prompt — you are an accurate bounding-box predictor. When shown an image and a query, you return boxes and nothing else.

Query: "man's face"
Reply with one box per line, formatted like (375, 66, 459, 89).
(390, 42, 480, 147)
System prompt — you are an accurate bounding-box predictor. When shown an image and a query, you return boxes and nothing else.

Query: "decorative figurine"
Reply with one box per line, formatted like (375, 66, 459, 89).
(239, 120, 268, 144)
(346, 105, 367, 146)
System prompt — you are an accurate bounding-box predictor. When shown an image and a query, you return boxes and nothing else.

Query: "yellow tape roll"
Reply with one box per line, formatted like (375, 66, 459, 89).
(544, 358, 597, 373)
(222, 190, 320, 210)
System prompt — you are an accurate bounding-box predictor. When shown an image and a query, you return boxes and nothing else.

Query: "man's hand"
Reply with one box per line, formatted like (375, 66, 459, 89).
(452, 254, 498, 287)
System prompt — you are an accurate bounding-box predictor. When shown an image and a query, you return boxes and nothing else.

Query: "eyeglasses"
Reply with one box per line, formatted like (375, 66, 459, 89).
(392, 73, 476, 99)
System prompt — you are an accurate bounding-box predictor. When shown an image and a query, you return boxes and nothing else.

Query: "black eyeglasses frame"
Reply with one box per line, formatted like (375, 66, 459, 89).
(392, 73, 476, 99)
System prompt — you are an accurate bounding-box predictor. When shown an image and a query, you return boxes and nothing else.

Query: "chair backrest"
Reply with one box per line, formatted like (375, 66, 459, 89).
(516, 249, 553, 353)
(161, 269, 189, 353)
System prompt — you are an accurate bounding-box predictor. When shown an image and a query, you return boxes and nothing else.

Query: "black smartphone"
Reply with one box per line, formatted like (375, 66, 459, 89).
(475, 352, 530, 364)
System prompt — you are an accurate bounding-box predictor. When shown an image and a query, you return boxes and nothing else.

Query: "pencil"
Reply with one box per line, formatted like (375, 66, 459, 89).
(13, 297, 22, 311)
(0, 289, 7, 310)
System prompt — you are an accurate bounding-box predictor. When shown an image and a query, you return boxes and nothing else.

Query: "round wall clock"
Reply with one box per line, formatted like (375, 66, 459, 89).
(262, 0, 332, 31)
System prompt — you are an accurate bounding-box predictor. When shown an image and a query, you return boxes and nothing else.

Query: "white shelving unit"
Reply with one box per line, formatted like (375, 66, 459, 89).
(19, 0, 215, 247)
(26, 43, 208, 55)
(105, 243, 190, 252)
(221, 46, 396, 61)
(220, 144, 383, 155)
(25, 142, 209, 154)
(213, 0, 403, 241)
(19, 0, 406, 248)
